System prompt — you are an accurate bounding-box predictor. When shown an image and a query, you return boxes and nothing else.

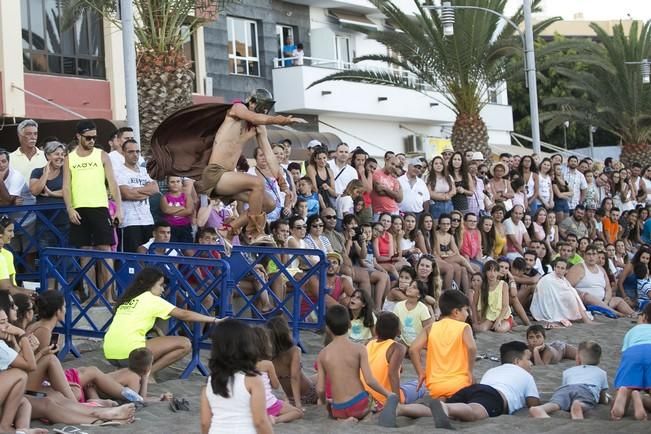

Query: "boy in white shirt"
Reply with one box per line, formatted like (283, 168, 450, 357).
(529, 341, 608, 419)
(428, 341, 540, 429)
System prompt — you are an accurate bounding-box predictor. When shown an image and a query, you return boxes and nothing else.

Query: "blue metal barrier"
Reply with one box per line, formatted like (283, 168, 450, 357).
(149, 243, 328, 348)
(0, 203, 68, 282)
(38, 247, 229, 378)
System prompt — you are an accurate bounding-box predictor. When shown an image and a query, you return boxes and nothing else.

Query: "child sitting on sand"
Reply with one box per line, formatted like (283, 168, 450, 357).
(428, 341, 540, 429)
(392, 281, 432, 347)
(383, 266, 414, 312)
(611, 303, 651, 421)
(526, 325, 577, 365)
(409, 290, 477, 399)
(634, 262, 651, 309)
(251, 327, 302, 424)
(348, 290, 376, 343)
(200, 319, 273, 434)
(529, 341, 608, 419)
(316, 305, 394, 421)
(267, 316, 317, 409)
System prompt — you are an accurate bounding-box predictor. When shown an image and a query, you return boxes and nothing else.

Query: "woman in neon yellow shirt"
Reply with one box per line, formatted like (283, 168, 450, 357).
(103, 267, 223, 375)
(0, 216, 29, 294)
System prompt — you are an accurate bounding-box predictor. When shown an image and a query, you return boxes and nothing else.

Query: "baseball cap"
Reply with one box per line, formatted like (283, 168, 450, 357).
(408, 157, 423, 167)
(76, 120, 97, 135)
(307, 139, 322, 150)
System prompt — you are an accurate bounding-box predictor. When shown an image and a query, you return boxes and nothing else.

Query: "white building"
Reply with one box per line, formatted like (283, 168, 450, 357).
(273, 0, 514, 158)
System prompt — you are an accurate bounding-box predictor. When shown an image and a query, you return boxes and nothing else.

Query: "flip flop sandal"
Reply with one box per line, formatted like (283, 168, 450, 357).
(81, 420, 122, 427)
(53, 427, 88, 434)
(169, 397, 190, 412)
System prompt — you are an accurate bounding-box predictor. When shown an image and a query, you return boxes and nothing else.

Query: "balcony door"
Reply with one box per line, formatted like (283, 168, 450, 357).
(276, 25, 295, 67)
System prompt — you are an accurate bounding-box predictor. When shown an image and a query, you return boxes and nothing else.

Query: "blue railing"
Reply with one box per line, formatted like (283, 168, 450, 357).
(38, 247, 230, 378)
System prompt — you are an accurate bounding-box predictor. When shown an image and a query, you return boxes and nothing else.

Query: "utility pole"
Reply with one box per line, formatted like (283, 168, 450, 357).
(120, 0, 140, 143)
(523, 0, 541, 155)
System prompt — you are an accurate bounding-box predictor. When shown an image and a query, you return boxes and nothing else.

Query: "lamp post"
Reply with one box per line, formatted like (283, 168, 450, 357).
(563, 121, 569, 149)
(589, 125, 597, 159)
(432, 1, 542, 155)
(120, 0, 140, 143)
(625, 59, 650, 83)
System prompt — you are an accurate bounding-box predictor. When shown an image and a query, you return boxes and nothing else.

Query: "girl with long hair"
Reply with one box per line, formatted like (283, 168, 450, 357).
(200, 319, 272, 434)
(537, 158, 554, 210)
(348, 289, 376, 343)
(490, 205, 507, 258)
(448, 152, 474, 213)
(306, 146, 336, 210)
(518, 155, 540, 213)
(479, 215, 496, 259)
(552, 163, 571, 223)
(427, 156, 455, 222)
(473, 260, 512, 333)
(415, 255, 443, 318)
(103, 267, 224, 375)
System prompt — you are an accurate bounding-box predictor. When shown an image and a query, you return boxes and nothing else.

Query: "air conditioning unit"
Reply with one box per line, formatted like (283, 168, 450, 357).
(405, 135, 425, 153)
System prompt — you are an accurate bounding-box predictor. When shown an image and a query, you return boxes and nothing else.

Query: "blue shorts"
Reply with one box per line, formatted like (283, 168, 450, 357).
(614, 344, 651, 389)
(429, 200, 453, 220)
(400, 380, 426, 404)
(553, 198, 570, 213)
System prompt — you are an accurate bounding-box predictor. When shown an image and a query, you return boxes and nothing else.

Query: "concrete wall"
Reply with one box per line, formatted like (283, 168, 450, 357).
(203, 0, 311, 102)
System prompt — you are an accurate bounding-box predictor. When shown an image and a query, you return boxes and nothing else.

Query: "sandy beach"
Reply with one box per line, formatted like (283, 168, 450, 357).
(34, 315, 649, 434)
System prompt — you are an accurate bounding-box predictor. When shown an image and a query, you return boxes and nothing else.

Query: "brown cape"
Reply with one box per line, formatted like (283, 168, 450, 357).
(147, 103, 233, 181)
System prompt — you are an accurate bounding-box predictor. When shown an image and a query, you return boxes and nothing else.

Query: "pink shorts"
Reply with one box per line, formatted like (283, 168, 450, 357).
(267, 399, 283, 417)
(64, 368, 85, 403)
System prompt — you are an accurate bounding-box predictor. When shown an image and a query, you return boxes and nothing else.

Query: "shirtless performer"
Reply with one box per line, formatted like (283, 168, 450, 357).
(195, 89, 306, 244)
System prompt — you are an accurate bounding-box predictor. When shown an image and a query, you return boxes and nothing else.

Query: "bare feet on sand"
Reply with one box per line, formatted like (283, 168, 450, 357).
(96, 403, 136, 422)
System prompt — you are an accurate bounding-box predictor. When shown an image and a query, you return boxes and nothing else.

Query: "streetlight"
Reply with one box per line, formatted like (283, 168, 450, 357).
(589, 125, 597, 159)
(563, 120, 569, 149)
(427, 0, 542, 156)
(625, 59, 650, 83)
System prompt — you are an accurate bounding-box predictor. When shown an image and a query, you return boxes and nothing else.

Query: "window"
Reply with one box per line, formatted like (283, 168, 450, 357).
(334, 35, 351, 69)
(21, 0, 105, 78)
(181, 25, 197, 92)
(227, 17, 260, 76)
(276, 25, 295, 67)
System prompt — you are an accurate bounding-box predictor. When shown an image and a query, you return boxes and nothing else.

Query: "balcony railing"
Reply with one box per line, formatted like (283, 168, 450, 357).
(272, 56, 436, 93)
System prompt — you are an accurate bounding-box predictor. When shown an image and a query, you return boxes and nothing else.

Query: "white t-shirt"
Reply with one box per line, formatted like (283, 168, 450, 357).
(328, 160, 359, 196)
(561, 365, 608, 402)
(503, 218, 527, 254)
(335, 195, 354, 219)
(109, 150, 145, 169)
(114, 164, 155, 228)
(563, 168, 587, 210)
(398, 174, 430, 213)
(0, 340, 18, 370)
(5, 167, 36, 225)
(480, 363, 539, 414)
(140, 238, 179, 256)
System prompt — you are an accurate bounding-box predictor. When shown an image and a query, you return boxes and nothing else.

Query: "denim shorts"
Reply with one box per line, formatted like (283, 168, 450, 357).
(429, 200, 453, 220)
(553, 198, 569, 213)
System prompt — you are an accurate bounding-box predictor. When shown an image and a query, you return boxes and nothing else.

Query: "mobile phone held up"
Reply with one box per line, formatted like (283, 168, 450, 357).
(50, 332, 59, 347)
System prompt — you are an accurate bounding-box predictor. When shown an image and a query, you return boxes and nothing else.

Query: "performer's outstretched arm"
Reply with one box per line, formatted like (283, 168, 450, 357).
(231, 103, 307, 127)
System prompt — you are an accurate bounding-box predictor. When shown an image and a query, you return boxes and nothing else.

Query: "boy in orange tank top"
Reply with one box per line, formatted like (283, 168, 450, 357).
(409, 290, 477, 399)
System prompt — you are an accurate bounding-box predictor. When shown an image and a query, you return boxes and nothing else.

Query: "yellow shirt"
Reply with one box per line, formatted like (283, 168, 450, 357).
(425, 318, 471, 398)
(0, 249, 10, 282)
(393, 300, 431, 346)
(0, 249, 16, 285)
(10, 148, 47, 180)
(103, 291, 175, 359)
(68, 147, 108, 209)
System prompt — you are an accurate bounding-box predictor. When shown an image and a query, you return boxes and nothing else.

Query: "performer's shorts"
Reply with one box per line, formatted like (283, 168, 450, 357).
(196, 163, 234, 203)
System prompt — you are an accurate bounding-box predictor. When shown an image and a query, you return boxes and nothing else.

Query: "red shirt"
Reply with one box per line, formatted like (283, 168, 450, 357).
(371, 170, 399, 214)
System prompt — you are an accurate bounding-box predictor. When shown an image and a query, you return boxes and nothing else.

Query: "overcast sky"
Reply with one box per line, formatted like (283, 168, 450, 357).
(505, 0, 651, 21)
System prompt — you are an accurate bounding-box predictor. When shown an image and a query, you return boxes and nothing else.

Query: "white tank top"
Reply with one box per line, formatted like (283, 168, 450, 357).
(575, 262, 606, 301)
(205, 373, 256, 434)
(644, 178, 651, 205)
(538, 174, 552, 203)
(261, 372, 279, 408)
(525, 173, 536, 199)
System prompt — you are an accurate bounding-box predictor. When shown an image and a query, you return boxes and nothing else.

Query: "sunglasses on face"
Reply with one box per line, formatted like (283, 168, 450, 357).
(82, 135, 97, 141)
(323, 215, 336, 219)
(451, 218, 461, 222)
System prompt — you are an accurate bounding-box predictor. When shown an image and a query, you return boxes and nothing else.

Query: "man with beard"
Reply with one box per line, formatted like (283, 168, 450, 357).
(325, 251, 354, 307)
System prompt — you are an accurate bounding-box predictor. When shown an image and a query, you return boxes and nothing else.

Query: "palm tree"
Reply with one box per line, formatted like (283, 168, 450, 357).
(542, 21, 651, 167)
(308, 0, 558, 158)
(62, 0, 230, 153)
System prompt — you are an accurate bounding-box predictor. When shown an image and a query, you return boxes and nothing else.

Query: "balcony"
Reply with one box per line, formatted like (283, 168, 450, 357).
(282, 0, 376, 14)
(271, 57, 514, 131)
